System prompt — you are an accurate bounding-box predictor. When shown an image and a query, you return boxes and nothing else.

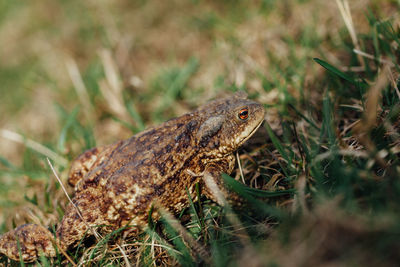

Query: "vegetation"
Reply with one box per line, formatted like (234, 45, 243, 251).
(0, 0, 399, 266)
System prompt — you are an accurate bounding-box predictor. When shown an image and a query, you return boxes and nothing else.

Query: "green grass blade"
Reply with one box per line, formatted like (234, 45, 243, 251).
(264, 123, 289, 163)
(126, 100, 145, 132)
(0, 155, 16, 169)
(57, 106, 80, 153)
(16, 238, 25, 267)
(313, 58, 365, 86)
(223, 174, 295, 197)
(38, 251, 51, 267)
(222, 174, 289, 219)
(144, 228, 184, 263)
(185, 187, 201, 233)
(288, 103, 320, 130)
(321, 92, 336, 147)
(159, 217, 195, 266)
(88, 224, 131, 261)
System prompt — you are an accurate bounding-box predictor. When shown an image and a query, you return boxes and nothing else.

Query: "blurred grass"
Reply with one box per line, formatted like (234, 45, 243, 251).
(0, 0, 400, 266)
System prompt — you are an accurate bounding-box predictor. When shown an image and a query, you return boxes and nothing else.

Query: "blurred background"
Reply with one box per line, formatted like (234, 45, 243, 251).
(0, 0, 399, 265)
(1, 0, 395, 152)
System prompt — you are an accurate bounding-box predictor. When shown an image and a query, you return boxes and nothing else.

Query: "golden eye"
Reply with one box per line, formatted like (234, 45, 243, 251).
(238, 108, 249, 120)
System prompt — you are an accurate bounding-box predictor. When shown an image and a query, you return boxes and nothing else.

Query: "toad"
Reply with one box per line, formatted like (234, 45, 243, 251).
(0, 92, 265, 262)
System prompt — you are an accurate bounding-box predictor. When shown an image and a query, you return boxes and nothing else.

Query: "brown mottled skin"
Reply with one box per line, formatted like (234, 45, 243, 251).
(0, 92, 265, 262)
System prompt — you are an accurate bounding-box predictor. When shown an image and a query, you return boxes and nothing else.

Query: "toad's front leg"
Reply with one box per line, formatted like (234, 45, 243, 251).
(200, 155, 242, 206)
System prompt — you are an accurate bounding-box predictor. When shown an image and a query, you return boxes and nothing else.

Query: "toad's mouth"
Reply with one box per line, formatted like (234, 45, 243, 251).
(237, 118, 264, 148)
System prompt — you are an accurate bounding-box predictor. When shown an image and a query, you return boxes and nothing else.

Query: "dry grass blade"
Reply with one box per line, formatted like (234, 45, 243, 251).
(115, 243, 132, 267)
(0, 129, 68, 166)
(29, 158, 79, 267)
(42, 226, 78, 267)
(353, 49, 395, 67)
(202, 172, 228, 208)
(99, 49, 129, 120)
(65, 56, 95, 123)
(388, 68, 400, 100)
(100, 49, 122, 95)
(314, 149, 368, 163)
(236, 151, 246, 184)
(292, 175, 308, 215)
(150, 234, 156, 267)
(335, 0, 364, 67)
(362, 65, 390, 131)
(353, 65, 391, 167)
(46, 158, 101, 242)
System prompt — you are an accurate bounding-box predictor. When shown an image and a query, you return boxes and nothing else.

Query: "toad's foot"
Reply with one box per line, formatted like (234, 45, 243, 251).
(0, 224, 57, 262)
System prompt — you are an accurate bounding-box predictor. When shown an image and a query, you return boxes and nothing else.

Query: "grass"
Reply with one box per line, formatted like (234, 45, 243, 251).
(0, 0, 400, 266)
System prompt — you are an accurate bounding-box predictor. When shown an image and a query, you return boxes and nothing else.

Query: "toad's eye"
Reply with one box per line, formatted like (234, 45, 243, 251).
(238, 108, 249, 120)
